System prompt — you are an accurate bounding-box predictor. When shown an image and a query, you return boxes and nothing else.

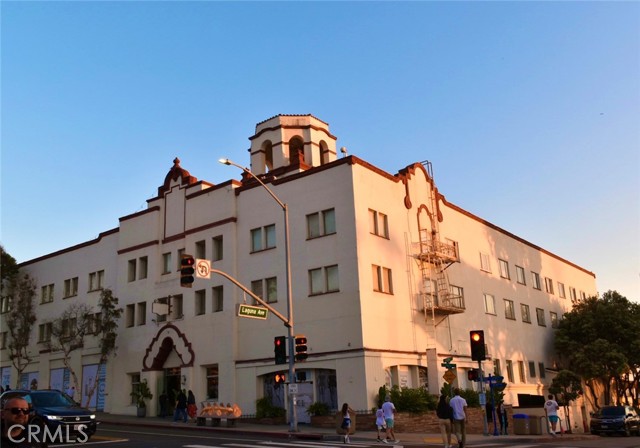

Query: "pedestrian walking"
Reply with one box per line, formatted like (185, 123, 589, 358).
(436, 394, 453, 448)
(187, 390, 197, 420)
(449, 388, 467, 448)
(544, 394, 560, 436)
(173, 389, 188, 423)
(381, 395, 399, 443)
(340, 403, 354, 444)
(496, 401, 508, 435)
(375, 406, 386, 441)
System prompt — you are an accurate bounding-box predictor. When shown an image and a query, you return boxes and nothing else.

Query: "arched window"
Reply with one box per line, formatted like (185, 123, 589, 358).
(288, 136, 304, 164)
(319, 140, 329, 165)
(262, 141, 273, 172)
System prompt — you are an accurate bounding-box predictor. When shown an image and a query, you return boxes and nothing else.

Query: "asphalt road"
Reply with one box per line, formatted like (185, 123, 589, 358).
(47, 424, 640, 448)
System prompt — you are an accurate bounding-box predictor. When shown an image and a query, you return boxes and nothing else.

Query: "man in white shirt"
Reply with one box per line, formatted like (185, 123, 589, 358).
(544, 394, 560, 436)
(381, 395, 398, 443)
(449, 388, 467, 448)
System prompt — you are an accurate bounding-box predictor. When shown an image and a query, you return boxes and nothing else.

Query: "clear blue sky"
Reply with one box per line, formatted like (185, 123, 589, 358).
(2, 1, 638, 301)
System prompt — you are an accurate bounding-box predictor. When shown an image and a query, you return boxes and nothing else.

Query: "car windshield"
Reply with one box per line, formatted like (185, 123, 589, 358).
(31, 392, 76, 407)
(601, 407, 625, 417)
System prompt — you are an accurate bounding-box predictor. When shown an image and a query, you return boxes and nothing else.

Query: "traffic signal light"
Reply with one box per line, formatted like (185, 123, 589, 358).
(470, 330, 486, 361)
(274, 373, 287, 384)
(294, 335, 308, 362)
(468, 368, 480, 382)
(274, 336, 287, 365)
(180, 254, 195, 287)
(491, 375, 507, 392)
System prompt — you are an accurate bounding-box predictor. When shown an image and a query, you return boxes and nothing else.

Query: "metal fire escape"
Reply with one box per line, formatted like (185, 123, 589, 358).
(412, 161, 465, 324)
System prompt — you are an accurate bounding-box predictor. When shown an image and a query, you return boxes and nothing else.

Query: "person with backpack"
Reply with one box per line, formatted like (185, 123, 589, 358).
(436, 394, 453, 448)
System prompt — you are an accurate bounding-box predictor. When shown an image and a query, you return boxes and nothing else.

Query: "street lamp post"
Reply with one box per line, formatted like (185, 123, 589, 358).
(218, 158, 298, 432)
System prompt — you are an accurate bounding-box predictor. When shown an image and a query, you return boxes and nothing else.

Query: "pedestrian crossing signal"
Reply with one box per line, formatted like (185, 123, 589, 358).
(274, 373, 286, 383)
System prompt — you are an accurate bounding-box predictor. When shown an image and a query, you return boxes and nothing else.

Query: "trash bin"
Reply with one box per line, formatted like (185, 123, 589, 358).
(513, 414, 530, 435)
(528, 415, 542, 435)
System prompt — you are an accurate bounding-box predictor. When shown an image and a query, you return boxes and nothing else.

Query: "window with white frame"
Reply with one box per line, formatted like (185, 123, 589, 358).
(536, 307, 546, 326)
(88, 271, 104, 291)
(369, 209, 389, 238)
(251, 277, 277, 304)
(63, 277, 78, 298)
(136, 302, 146, 326)
(195, 240, 206, 259)
(450, 285, 464, 306)
(212, 286, 223, 312)
(162, 253, 172, 274)
(195, 289, 206, 316)
(521, 303, 531, 323)
(580, 291, 587, 300)
(558, 282, 566, 299)
(493, 359, 502, 376)
(570, 287, 577, 301)
(484, 293, 496, 315)
(498, 259, 510, 279)
(309, 265, 339, 295)
(87, 312, 102, 334)
(550, 311, 559, 328)
(128, 260, 137, 282)
(515, 265, 526, 285)
(212, 236, 223, 261)
(251, 224, 276, 252)
(506, 360, 514, 382)
(41, 284, 54, 303)
(372, 265, 393, 294)
(38, 323, 52, 343)
(531, 271, 541, 290)
(518, 361, 526, 383)
(307, 208, 336, 239)
(0, 296, 11, 314)
(480, 252, 491, 273)
(171, 295, 183, 319)
(504, 299, 515, 320)
(206, 365, 219, 399)
(545, 277, 554, 294)
(130, 373, 141, 405)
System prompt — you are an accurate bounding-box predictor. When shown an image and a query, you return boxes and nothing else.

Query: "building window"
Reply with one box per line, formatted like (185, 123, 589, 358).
(538, 362, 546, 379)
(212, 236, 223, 261)
(580, 291, 587, 300)
(545, 277, 554, 294)
(139, 257, 148, 280)
(372, 265, 393, 294)
(550, 311, 559, 328)
(450, 285, 464, 307)
(536, 308, 546, 326)
(518, 361, 526, 383)
(128, 260, 137, 282)
(212, 286, 223, 312)
(206, 365, 219, 400)
(87, 312, 102, 334)
(0, 296, 11, 314)
(498, 259, 510, 279)
(445, 238, 460, 261)
(130, 373, 141, 405)
(41, 284, 55, 303)
(63, 277, 78, 298)
(531, 272, 541, 290)
(529, 361, 536, 378)
(484, 293, 496, 315)
(309, 265, 339, 295)
(369, 209, 389, 238)
(126, 304, 135, 328)
(479, 252, 491, 273)
(162, 253, 172, 275)
(506, 360, 514, 383)
(570, 287, 577, 301)
(88, 271, 104, 291)
(307, 208, 336, 239)
(251, 278, 277, 304)
(38, 323, 52, 343)
(195, 240, 206, 259)
(137, 302, 146, 326)
(558, 282, 566, 299)
(195, 290, 206, 315)
(515, 266, 526, 285)
(493, 359, 502, 376)
(504, 299, 515, 320)
(251, 224, 276, 252)
(521, 304, 531, 323)
(0, 332, 7, 349)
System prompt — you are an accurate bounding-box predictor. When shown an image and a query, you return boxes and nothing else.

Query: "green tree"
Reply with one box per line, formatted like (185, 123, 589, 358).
(549, 369, 583, 431)
(554, 290, 640, 408)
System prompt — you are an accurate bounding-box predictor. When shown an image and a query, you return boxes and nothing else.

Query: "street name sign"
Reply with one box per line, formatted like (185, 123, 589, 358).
(237, 304, 268, 320)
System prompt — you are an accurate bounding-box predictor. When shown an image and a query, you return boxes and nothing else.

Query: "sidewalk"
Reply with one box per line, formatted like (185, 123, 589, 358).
(96, 412, 596, 445)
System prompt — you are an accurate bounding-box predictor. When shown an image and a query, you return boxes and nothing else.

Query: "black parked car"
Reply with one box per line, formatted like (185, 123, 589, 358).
(0, 389, 98, 442)
(590, 405, 640, 436)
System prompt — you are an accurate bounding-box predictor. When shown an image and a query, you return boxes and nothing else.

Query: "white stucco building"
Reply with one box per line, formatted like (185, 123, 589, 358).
(1, 114, 597, 422)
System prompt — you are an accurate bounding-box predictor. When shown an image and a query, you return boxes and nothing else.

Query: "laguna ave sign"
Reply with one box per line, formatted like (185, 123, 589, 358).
(237, 304, 268, 320)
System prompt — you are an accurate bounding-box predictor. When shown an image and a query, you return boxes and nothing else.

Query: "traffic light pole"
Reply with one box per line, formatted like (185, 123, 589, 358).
(219, 158, 298, 432)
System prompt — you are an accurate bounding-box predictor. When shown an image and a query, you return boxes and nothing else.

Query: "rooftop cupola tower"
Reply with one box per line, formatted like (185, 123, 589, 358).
(248, 114, 338, 175)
